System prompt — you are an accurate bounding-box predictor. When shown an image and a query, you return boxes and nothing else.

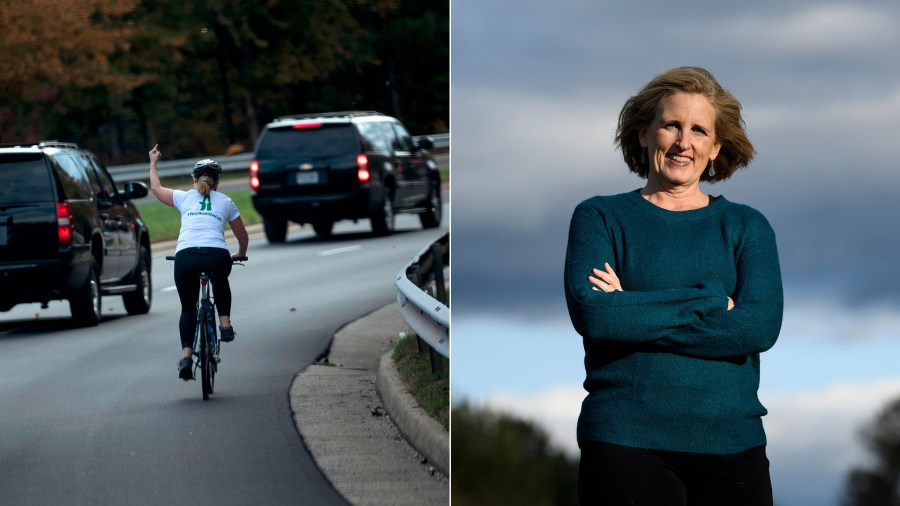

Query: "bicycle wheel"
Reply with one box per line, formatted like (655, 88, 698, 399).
(207, 318, 217, 395)
(199, 308, 212, 400)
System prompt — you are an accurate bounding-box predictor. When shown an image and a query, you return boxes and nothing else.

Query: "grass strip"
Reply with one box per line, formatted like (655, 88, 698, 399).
(393, 332, 449, 430)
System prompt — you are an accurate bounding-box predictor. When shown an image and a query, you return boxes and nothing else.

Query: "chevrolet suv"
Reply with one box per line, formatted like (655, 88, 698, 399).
(0, 141, 152, 326)
(249, 111, 442, 241)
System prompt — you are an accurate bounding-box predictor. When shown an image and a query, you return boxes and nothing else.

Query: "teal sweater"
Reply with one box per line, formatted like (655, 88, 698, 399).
(564, 190, 783, 454)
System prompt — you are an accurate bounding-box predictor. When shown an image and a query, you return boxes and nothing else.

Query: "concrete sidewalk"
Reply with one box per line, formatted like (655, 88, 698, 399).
(289, 303, 449, 506)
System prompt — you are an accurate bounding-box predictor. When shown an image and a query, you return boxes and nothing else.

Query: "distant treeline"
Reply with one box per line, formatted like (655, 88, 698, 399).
(0, 0, 448, 164)
(452, 403, 579, 505)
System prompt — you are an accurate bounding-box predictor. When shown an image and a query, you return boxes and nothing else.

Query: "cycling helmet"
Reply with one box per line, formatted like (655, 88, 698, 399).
(192, 159, 222, 179)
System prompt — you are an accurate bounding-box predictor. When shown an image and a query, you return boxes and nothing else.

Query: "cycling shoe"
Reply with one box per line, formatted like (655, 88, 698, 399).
(178, 357, 193, 380)
(220, 325, 236, 342)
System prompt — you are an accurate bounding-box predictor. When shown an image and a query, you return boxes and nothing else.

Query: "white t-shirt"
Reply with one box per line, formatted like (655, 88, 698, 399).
(173, 189, 240, 253)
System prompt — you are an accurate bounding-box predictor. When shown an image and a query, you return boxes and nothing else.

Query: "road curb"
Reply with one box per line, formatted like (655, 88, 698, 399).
(376, 351, 449, 475)
(290, 303, 448, 504)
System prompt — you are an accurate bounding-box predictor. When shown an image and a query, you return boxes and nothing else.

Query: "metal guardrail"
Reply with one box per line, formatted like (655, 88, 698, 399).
(421, 133, 449, 150)
(109, 153, 254, 183)
(395, 232, 449, 370)
(107, 133, 449, 183)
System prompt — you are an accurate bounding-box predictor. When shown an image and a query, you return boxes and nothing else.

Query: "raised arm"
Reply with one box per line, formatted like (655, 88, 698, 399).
(148, 144, 175, 207)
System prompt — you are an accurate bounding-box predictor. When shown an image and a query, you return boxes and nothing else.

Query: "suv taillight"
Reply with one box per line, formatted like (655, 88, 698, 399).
(56, 202, 73, 246)
(249, 160, 260, 190)
(357, 154, 370, 183)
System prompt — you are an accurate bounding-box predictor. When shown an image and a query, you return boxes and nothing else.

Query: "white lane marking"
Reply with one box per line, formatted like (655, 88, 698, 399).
(318, 245, 362, 256)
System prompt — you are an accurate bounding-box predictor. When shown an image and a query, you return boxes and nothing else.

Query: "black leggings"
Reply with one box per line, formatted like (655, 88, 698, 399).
(578, 441, 773, 506)
(174, 248, 233, 349)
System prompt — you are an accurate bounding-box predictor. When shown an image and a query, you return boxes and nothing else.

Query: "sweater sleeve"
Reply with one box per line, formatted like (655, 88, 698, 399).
(657, 215, 783, 359)
(564, 200, 728, 345)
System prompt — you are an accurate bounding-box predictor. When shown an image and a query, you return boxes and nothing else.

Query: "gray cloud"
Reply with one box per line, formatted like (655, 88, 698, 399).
(453, 1, 900, 97)
(451, 0, 900, 322)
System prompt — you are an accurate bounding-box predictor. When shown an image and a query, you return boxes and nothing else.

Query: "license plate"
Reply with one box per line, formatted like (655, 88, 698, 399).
(295, 172, 320, 185)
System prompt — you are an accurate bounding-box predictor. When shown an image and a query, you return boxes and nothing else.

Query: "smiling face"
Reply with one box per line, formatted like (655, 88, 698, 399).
(639, 92, 722, 191)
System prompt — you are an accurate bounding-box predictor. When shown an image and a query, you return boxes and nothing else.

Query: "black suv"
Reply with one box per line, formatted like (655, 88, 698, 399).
(0, 141, 152, 326)
(249, 111, 442, 241)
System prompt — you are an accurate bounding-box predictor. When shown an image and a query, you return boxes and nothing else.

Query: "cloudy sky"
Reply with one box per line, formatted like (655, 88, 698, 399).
(450, 1, 900, 505)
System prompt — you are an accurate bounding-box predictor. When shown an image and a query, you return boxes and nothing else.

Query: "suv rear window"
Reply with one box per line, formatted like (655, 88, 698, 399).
(257, 124, 359, 159)
(0, 154, 54, 204)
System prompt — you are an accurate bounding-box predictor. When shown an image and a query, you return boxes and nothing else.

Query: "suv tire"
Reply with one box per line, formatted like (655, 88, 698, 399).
(370, 191, 395, 236)
(312, 221, 334, 237)
(419, 180, 442, 229)
(122, 248, 152, 315)
(70, 258, 102, 326)
(264, 217, 288, 243)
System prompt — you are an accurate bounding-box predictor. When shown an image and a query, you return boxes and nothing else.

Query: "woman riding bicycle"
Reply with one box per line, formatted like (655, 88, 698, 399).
(148, 145, 249, 380)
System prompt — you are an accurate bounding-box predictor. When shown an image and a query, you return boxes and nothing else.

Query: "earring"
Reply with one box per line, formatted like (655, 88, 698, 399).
(708, 161, 716, 177)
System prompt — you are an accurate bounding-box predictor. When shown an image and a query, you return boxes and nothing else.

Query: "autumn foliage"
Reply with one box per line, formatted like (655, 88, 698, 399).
(0, 0, 448, 163)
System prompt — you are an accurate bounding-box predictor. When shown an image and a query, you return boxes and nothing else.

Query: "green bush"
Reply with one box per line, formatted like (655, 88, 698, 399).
(451, 403, 578, 505)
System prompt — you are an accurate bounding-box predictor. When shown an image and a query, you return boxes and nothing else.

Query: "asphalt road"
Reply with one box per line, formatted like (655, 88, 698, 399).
(0, 212, 446, 506)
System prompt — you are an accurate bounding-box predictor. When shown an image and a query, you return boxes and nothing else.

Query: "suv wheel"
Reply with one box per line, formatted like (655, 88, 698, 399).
(370, 191, 395, 236)
(312, 221, 334, 237)
(123, 248, 152, 315)
(264, 217, 288, 243)
(70, 258, 101, 326)
(419, 180, 442, 229)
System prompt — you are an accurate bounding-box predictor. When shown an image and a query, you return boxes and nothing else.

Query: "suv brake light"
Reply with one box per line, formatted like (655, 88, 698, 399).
(292, 122, 322, 129)
(249, 160, 260, 190)
(56, 202, 74, 246)
(357, 154, 370, 183)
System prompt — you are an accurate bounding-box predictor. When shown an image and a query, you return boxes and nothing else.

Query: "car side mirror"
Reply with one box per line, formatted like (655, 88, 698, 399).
(123, 181, 149, 200)
(416, 136, 434, 151)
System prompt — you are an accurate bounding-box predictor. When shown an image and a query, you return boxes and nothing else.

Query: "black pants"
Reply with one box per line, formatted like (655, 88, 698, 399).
(578, 441, 773, 506)
(174, 248, 233, 349)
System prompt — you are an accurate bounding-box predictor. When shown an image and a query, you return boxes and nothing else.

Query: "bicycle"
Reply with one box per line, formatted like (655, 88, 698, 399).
(166, 255, 247, 400)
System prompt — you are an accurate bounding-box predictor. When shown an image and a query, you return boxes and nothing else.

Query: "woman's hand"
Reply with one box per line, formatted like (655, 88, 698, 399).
(148, 144, 174, 206)
(589, 262, 623, 292)
(149, 144, 161, 165)
(588, 262, 734, 309)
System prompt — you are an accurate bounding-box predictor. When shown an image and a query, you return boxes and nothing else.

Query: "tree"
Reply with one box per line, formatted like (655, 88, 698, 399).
(843, 396, 900, 506)
(0, 1, 448, 163)
(123, 0, 382, 157)
(0, 0, 143, 144)
(452, 403, 578, 506)
(347, 0, 449, 134)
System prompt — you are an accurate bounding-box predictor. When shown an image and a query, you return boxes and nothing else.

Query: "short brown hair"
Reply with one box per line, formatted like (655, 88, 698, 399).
(615, 67, 755, 182)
